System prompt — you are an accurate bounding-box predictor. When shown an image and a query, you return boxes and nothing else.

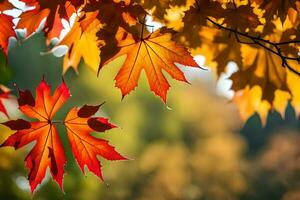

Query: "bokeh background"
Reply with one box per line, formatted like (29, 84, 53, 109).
(0, 33, 300, 200)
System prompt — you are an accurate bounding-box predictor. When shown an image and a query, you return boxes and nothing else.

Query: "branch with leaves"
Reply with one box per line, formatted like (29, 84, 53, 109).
(1, 0, 300, 194)
(206, 17, 300, 76)
(0, 0, 299, 121)
(176, 0, 300, 124)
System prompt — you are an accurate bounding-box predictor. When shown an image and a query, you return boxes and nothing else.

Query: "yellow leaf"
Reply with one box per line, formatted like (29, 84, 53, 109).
(60, 12, 102, 73)
(233, 86, 271, 126)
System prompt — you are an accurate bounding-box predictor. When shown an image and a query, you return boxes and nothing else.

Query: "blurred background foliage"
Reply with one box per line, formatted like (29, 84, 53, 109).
(0, 34, 300, 200)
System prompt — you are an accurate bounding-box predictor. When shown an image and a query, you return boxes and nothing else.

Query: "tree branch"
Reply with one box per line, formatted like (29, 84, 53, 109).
(206, 17, 300, 76)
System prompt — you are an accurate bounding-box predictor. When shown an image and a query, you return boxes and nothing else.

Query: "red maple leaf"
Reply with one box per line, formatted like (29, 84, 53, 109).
(64, 104, 127, 179)
(0, 85, 11, 117)
(0, 0, 15, 54)
(1, 78, 125, 193)
(1, 79, 70, 192)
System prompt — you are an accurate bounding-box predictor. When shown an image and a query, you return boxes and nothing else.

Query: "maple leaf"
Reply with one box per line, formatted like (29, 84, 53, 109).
(212, 32, 243, 76)
(222, 3, 261, 32)
(64, 104, 126, 179)
(179, 0, 223, 48)
(135, 0, 188, 20)
(164, 5, 186, 31)
(83, 0, 146, 67)
(0, 0, 15, 55)
(58, 0, 146, 73)
(279, 28, 300, 58)
(233, 85, 271, 126)
(17, 0, 84, 39)
(229, 33, 300, 124)
(106, 27, 199, 102)
(0, 84, 11, 117)
(233, 43, 288, 102)
(59, 11, 102, 73)
(189, 13, 300, 123)
(1, 79, 70, 192)
(250, 0, 299, 23)
(4, 0, 300, 127)
(1, 78, 126, 193)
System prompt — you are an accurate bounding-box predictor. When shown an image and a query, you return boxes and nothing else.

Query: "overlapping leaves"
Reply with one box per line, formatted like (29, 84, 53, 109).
(1, 0, 300, 122)
(1, 0, 199, 102)
(0, 78, 126, 192)
(164, 0, 300, 123)
(17, 0, 84, 39)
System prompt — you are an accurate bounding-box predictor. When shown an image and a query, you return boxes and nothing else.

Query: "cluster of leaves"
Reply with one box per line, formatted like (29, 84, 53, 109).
(0, 0, 299, 123)
(1, 0, 300, 194)
(152, 0, 300, 124)
(0, 78, 126, 193)
(0, 0, 200, 103)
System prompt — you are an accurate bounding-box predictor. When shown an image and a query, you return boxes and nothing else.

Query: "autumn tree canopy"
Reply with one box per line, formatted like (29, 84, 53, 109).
(0, 0, 300, 194)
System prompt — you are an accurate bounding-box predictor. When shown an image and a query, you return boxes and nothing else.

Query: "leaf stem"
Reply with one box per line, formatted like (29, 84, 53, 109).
(51, 120, 64, 124)
(140, 15, 146, 40)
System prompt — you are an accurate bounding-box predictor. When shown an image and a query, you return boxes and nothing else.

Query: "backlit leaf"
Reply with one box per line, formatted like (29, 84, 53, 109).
(106, 27, 199, 102)
(64, 105, 126, 179)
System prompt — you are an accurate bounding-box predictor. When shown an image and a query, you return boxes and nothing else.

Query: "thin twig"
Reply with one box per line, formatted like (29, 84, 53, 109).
(234, 30, 255, 45)
(206, 17, 300, 76)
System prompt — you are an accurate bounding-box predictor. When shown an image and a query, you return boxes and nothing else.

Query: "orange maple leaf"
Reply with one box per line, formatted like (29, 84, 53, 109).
(56, 0, 145, 73)
(1, 78, 125, 193)
(64, 104, 126, 179)
(106, 27, 200, 102)
(1, 79, 70, 192)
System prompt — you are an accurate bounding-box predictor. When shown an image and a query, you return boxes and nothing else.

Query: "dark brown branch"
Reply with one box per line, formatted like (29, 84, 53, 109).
(206, 17, 300, 76)
(234, 31, 255, 45)
(277, 40, 300, 45)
